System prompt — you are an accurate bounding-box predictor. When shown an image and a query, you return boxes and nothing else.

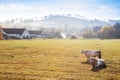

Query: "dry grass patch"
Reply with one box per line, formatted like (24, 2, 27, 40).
(0, 39, 120, 80)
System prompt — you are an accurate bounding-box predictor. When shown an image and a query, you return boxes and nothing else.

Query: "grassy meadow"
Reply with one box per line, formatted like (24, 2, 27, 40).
(0, 39, 120, 80)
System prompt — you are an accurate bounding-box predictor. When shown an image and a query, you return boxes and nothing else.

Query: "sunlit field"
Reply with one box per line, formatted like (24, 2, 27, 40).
(0, 39, 120, 80)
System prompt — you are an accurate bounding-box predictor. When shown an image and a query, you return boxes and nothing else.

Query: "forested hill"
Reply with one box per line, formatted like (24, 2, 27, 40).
(1, 15, 120, 32)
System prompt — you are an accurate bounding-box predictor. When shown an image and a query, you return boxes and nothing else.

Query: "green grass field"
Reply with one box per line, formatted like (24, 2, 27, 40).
(0, 39, 120, 80)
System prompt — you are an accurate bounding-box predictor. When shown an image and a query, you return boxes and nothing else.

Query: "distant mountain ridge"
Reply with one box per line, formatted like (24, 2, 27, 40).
(1, 14, 120, 32)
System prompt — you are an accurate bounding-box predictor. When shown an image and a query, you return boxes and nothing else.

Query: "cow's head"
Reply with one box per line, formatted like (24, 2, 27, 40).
(80, 50, 85, 54)
(89, 57, 97, 66)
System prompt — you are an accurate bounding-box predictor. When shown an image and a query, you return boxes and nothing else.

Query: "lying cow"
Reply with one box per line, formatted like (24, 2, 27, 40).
(89, 57, 107, 69)
(81, 49, 101, 62)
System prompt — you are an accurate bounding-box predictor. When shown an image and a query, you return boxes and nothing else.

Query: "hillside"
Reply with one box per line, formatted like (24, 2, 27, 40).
(1, 15, 120, 33)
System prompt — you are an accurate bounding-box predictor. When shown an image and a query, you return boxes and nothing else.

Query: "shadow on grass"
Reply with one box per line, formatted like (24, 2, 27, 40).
(91, 66, 107, 72)
(81, 61, 90, 64)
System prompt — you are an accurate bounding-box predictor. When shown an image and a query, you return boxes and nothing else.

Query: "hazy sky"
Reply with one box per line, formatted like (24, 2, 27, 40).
(0, 0, 120, 21)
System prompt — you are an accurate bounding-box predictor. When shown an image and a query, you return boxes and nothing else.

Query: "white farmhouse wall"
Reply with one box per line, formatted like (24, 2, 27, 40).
(8, 34, 21, 38)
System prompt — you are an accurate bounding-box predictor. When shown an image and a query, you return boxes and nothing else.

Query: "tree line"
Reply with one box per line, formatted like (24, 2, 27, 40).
(83, 23, 120, 39)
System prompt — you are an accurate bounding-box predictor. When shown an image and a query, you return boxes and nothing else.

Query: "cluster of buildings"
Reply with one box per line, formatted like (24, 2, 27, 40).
(0, 27, 79, 40)
(0, 27, 44, 40)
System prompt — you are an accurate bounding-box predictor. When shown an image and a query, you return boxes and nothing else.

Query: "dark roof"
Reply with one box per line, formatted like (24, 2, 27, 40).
(2, 28, 26, 35)
(28, 30, 42, 35)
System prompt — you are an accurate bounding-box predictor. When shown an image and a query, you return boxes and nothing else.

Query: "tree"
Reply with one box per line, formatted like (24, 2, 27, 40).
(113, 23, 120, 38)
(93, 26, 102, 33)
(98, 26, 115, 39)
(83, 29, 93, 38)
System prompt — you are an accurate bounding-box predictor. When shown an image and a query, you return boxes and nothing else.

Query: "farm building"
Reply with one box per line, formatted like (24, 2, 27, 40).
(28, 30, 44, 38)
(57, 32, 67, 39)
(56, 32, 79, 39)
(2, 28, 31, 39)
(70, 34, 79, 39)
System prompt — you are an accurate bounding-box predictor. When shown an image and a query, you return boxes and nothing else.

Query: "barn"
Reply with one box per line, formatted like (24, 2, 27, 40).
(70, 34, 79, 39)
(2, 28, 31, 39)
(57, 32, 67, 39)
(28, 30, 44, 38)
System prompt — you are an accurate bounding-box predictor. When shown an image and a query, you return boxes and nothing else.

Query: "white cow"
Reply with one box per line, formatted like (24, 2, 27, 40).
(81, 49, 101, 61)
